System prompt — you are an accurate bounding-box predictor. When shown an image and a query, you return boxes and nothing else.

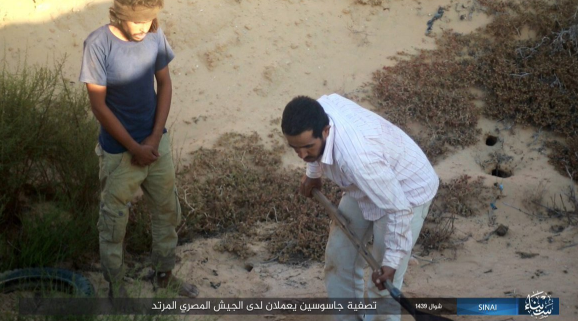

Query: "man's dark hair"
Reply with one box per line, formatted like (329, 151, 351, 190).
(281, 96, 329, 138)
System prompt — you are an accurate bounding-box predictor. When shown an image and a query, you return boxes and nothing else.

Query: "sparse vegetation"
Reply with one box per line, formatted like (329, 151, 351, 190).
(436, 175, 495, 218)
(0, 61, 99, 271)
(365, 0, 578, 253)
(419, 175, 497, 252)
(366, 0, 578, 177)
(172, 132, 342, 262)
(4, 2, 578, 304)
(546, 137, 578, 182)
(522, 169, 578, 225)
(355, 0, 382, 6)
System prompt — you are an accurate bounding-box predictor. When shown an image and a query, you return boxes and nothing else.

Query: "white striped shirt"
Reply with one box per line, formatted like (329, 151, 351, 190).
(306, 94, 439, 269)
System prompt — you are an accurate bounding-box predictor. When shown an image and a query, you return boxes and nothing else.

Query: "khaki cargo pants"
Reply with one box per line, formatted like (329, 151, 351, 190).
(96, 133, 181, 283)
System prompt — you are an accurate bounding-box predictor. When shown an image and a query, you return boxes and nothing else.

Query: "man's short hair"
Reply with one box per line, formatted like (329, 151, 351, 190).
(281, 96, 329, 139)
(109, 0, 164, 32)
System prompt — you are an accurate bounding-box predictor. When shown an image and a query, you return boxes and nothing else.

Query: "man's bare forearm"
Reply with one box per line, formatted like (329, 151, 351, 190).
(151, 67, 172, 139)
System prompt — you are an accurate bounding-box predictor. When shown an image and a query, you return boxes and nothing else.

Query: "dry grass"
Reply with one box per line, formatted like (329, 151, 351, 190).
(131, 0, 578, 264)
(365, 0, 578, 177)
(419, 175, 497, 252)
(522, 168, 578, 225)
(172, 132, 342, 262)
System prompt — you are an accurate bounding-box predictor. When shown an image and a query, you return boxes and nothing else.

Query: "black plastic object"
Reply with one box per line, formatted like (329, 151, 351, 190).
(0, 267, 95, 297)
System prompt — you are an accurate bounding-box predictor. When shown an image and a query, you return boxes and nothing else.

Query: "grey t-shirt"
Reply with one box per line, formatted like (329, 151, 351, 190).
(80, 25, 175, 154)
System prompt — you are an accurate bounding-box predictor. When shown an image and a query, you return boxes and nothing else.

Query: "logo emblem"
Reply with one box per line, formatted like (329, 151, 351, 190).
(524, 291, 554, 319)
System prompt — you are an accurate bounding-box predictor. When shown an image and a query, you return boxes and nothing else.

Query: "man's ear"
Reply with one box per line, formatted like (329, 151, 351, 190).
(322, 125, 331, 139)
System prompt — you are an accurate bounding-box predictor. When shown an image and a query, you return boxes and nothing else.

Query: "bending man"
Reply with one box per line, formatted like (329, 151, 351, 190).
(281, 94, 439, 321)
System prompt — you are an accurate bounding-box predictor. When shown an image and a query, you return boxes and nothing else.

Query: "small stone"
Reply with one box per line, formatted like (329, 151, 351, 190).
(551, 225, 564, 233)
(516, 251, 539, 259)
(496, 224, 509, 236)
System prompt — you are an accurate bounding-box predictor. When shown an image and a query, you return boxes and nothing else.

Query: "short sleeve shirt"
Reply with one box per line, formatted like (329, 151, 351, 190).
(79, 25, 175, 153)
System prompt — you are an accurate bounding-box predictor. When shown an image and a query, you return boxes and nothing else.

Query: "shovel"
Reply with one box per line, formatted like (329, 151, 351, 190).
(312, 189, 453, 321)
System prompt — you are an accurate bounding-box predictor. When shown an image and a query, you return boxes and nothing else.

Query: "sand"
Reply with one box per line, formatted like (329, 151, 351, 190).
(1, 0, 577, 320)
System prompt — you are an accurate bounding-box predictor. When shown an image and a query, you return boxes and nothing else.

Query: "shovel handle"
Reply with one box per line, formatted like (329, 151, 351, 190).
(312, 189, 381, 268)
(311, 189, 454, 321)
(312, 189, 399, 296)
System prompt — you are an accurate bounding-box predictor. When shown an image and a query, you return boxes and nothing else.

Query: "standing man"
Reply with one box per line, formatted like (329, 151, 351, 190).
(80, 0, 198, 299)
(281, 94, 439, 321)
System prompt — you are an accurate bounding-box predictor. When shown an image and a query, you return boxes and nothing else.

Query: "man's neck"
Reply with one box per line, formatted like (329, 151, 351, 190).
(108, 24, 131, 42)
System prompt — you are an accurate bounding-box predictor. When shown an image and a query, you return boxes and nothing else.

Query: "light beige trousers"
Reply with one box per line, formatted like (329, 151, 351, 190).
(324, 194, 431, 321)
(96, 133, 182, 283)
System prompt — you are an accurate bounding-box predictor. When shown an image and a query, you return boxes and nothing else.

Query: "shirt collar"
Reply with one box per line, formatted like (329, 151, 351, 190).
(320, 117, 335, 165)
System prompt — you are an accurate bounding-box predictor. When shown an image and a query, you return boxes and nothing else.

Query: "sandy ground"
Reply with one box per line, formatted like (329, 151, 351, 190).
(1, 0, 577, 320)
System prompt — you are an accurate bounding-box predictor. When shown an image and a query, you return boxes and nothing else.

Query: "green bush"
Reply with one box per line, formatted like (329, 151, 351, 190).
(6, 203, 98, 269)
(0, 61, 100, 270)
(0, 61, 99, 215)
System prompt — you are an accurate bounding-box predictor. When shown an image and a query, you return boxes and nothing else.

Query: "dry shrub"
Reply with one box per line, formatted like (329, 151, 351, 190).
(369, 43, 480, 163)
(546, 137, 578, 182)
(435, 175, 494, 217)
(476, 2, 578, 138)
(418, 212, 456, 253)
(522, 180, 549, 213)
(366, 0, 578, 179)
(177, 132, 341, 262)
(537, 187, 577, 224)
(355, 0, 382, 6)
(171, 133, 499, 261)
(419, 175, 495, 251)
(214, 233, 256, 259)
(523, 172, 578, 225)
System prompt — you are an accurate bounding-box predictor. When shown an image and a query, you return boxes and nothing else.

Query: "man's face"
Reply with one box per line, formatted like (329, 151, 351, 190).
(285, 126, 330, 163)
(120, 20, 153, 42)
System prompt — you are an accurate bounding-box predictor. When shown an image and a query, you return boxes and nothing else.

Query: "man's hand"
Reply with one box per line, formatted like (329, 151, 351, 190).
(130, 144, 159, 166)
(300, 175, 322, 198)
(371, 266, 396, 291)
(131, 134, 161, 166)
(141, 134, 161, 153)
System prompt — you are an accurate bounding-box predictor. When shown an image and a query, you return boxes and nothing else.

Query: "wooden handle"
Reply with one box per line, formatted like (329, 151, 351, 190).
(311, 189, 381, 271)
(312, 189, 454, 320)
